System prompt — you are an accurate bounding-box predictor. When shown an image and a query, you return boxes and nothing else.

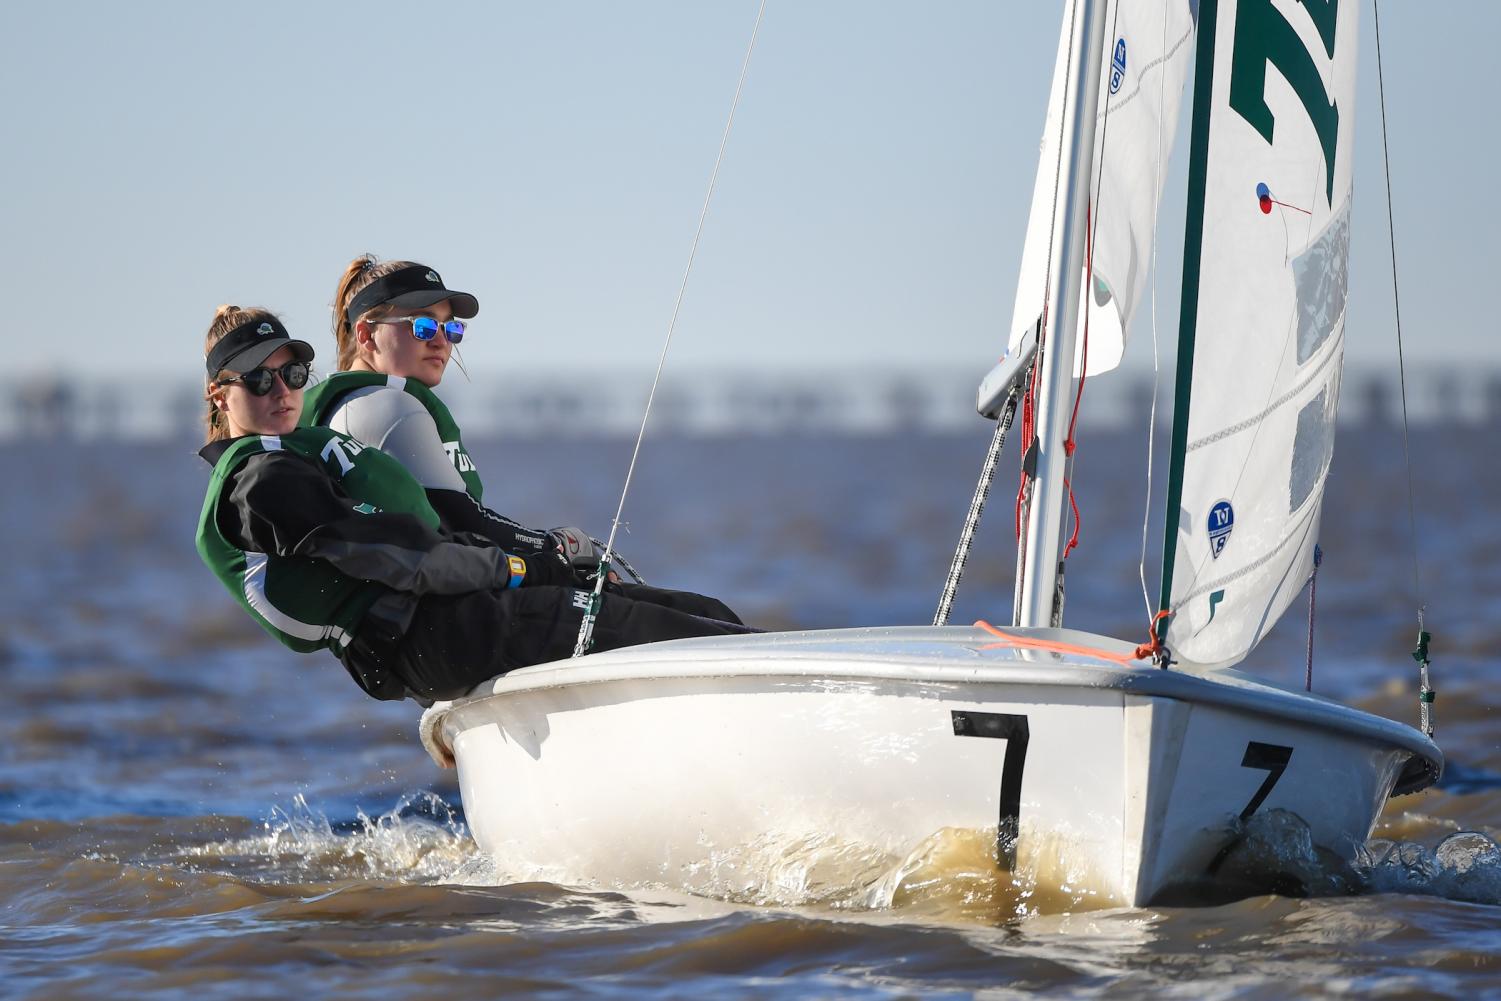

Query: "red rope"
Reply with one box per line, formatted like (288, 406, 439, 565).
(1063, 478, 1081, 555)
(1061, 205, 1093, 559)
(1014, 194, 1094, 555)
(1133, 609, 1172, 662)
(1014, 303, 1044, 538)
(1065, 206, 1093, 450)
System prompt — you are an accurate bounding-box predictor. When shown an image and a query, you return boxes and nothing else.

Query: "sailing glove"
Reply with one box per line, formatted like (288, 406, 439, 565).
(548, 526, 608, 573)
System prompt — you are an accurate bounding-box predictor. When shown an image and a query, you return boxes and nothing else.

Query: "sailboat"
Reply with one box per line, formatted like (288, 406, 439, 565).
(419, 0, 1441, 906)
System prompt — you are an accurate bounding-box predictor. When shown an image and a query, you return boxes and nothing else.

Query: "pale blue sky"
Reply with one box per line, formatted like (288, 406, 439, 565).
(4, 1, 1494, 387)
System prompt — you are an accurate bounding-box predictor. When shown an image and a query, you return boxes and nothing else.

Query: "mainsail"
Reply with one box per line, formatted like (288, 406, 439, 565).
(1161, 0, 1357, 667)
(1006, 0, 1196, 376)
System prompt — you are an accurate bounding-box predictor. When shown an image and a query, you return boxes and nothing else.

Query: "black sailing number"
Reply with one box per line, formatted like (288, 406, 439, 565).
(1206, 739, 1297, 876)
(952, 710, 1030, 869)
(1238, 741, 1293, 820)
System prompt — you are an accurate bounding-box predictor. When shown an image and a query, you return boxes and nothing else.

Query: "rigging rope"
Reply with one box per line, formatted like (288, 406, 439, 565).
(975, 612, 1168, 665)
(1013, 0, 1081, 613)
(1030, 0, 1124, 594)
(934, 389, 1023, 626)
(1138, 4, 1170, 625)
(1060, 204, 1095, 561)
(1015, 358, 1040, 539)
(572, 0, 767, 657)
(590, 534, 645, 584)
(1372, 0, 1433, 736)
(1304, 544, 1321, 691)
(1059, 0, 1124, 566)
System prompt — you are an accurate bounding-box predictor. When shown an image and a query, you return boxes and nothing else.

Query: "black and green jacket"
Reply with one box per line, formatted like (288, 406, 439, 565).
(300, 371, 550, 553)
(196, 426, 517, 658)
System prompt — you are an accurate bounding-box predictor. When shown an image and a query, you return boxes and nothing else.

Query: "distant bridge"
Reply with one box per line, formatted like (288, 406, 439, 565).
(4, 365, 1498, 440)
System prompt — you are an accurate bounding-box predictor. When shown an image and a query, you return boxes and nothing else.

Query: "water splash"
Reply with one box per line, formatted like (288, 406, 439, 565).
(1185, 809, 1364, 902)
(1181, 810, 1501, 906)
(189, 791, 476, 884)
(1360, 831, 1501, 903)
(451, 826, 1116, 923)
(187, 795, 1501, 916)
(678, 828, 900, 909)
(453, 812, 1501, 919)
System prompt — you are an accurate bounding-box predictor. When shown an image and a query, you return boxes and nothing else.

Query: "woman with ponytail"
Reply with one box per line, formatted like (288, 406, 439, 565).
(305, 254, 747, 631)
(199, 306, 752, 704)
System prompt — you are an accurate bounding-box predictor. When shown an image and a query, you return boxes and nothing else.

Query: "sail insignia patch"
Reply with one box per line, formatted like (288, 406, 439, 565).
(1110, 38, 1127, 94)
(1208, 500, 1234, 560)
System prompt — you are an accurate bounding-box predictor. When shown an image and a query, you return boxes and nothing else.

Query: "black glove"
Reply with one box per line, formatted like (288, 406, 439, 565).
(513, 549, 580, 589)
(548, 526, 604, 571)
(549, 526, 648, 585)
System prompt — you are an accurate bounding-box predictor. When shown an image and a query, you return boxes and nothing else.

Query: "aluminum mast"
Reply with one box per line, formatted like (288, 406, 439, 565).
(1015, 0, 1109, 628)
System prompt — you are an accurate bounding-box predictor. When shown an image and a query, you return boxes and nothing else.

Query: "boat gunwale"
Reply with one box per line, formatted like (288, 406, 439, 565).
(433, 626, 1441, 792)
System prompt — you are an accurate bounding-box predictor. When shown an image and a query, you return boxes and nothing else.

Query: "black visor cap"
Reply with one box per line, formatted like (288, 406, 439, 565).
(206, 317, 315, 376)
(344, 264, 479, 326)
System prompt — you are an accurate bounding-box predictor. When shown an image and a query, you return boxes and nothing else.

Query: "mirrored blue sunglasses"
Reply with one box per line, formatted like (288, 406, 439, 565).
(385, 315, 466, 344)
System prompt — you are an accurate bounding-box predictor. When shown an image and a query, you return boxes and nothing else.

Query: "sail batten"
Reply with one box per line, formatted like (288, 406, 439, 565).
(1184, 320, 1343, 452)
(1161, 0, 1358, 669)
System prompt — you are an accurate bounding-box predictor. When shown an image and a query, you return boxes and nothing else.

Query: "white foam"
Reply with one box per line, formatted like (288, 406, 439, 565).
(191, 792, 476, 883)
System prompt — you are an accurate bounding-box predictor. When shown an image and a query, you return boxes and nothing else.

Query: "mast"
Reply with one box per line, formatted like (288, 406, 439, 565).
(1015, 0, 1110, 629)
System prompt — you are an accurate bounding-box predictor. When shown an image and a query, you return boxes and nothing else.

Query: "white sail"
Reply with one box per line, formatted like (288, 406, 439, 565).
(1006, 0, 1195, 376)
(1162, 0, 1357, 667)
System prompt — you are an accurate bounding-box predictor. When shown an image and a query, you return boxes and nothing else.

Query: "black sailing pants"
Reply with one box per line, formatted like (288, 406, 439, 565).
(347, 584, 756, 702)
(611, 581, 743, 625)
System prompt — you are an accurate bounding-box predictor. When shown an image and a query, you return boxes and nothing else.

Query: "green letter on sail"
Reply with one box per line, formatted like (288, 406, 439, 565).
(1228, 0, 1340, 204)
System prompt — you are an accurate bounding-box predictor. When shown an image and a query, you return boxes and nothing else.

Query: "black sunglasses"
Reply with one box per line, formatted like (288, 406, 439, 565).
(218, 360, 311, 396)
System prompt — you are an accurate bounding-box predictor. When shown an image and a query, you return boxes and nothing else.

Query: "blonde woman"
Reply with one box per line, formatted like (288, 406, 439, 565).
(303, 254, 745, 627)
(199, 306, 750, 703)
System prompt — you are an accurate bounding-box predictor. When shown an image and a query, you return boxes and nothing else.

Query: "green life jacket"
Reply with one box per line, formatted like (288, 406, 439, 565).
(195, 426, 441, 655)
(301, 372, 484, 501)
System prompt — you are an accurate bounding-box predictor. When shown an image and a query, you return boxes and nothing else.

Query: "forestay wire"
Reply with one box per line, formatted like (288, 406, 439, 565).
(573, 0, 768, 658)
(1372, 0, 1433, 736)
(1137, 4, 1170, 624)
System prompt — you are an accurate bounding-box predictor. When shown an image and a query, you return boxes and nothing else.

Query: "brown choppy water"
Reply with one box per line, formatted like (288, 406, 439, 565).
(1, 427, 1497, 998)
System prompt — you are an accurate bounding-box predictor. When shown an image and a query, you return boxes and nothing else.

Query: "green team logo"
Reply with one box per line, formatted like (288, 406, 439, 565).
(1228, 0, 1340, 204)
(443, 440, 477, 473)
(319, 435, 367, 476)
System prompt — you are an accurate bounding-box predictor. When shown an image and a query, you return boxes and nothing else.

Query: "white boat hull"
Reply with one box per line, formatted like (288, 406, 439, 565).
(423, 626, 1439, 907)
